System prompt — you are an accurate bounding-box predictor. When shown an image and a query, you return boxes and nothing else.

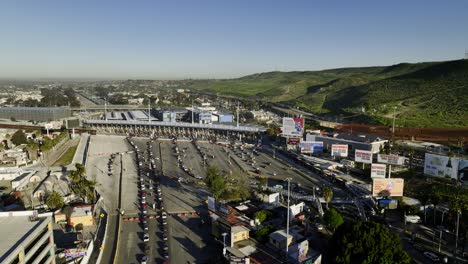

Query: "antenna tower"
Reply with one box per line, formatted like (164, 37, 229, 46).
(465, 49, 468, 60)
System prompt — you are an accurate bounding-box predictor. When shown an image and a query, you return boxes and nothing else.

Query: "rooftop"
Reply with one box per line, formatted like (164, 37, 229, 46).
(0, 213, 47, 262)
(269, 230, 293, 241)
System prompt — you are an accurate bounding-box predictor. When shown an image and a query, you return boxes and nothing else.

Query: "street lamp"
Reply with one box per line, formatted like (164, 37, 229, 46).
(285, 177, 292, 255)
(221, 232, 227, 256)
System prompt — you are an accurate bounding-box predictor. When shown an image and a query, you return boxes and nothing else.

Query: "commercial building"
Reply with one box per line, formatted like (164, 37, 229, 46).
(0, 107, 71, 122)
(305, 133, 388, 154)
(213, 112, 234, 123)
(0, 211, 55, 264)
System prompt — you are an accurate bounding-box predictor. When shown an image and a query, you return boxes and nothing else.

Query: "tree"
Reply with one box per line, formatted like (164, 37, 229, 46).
(11, 130, 27, 146)
(46, 191, 65, 210)
(254, 209, 273, 224)
(10, 116, 16, 122)
(418, 193, 430, 223)
(430, 191, 441, 226)
(205, 165, 221, 187)
(210, 175, 226, 200)
(323, 187, 333, 210)
(329, 221, 411, 264)
(324, 208, 344, 232)
(253, 225, 275, 243)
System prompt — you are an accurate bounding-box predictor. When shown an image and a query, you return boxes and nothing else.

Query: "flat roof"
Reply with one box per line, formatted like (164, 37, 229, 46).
(0, 215, 45, 261)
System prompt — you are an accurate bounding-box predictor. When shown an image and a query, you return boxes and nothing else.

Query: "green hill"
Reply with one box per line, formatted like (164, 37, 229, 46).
(186, 59, 468, 128)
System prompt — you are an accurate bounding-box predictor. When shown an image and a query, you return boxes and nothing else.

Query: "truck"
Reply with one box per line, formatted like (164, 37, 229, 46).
(404, 215, 421, 224)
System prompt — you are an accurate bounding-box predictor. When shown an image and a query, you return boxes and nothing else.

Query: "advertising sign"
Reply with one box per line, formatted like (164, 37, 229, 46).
(331, 144, 348, 157)
(288, 138, 300, 145)
(298, 240, 309, 262)
(300, 141, 323, 153)
(371, 164, 386, 178)
(207, 196, 216, 211)
(377, 154, 405, 166)
(282, 117, 304, 137)
(372, 178, 404, 197)
(424, 153, 460, 179)
(355, 150, 373, 164)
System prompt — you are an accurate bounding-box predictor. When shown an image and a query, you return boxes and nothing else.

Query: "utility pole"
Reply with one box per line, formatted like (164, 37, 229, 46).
(286, 177, 292, 255)
(191, 100, 194, 124)
(236, 101, 240, 127)
(104, 98, 108, 121)
(148, 101, 151, 123)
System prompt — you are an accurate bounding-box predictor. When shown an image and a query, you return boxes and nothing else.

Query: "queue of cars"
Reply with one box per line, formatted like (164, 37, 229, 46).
(128, 138, 170, 263)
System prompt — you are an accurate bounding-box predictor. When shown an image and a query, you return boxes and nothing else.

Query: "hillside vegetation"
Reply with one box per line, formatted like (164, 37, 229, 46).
(186, 59, 468, 128)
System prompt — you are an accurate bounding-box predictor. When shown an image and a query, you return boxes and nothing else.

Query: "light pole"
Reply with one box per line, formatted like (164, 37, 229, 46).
(392, 106, 397, 135)
(221, 232, 227, 256)
(286, 177, 292, 255)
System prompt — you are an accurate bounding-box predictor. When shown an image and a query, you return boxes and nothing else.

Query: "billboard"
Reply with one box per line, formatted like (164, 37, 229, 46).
(355, 150, 373, 164)
(424, 153, 460, 179)
(288, 138, 300, 145)
(298, 240, 309, 262)
(331, 144, 348, 157)
(300, 141, 323, 154)
(207, 196, 216, 211)
(371, 164, 386, 178)
(372, 178, 404, 197)
(282, 117, 304, 137)
(377, 154, 405, 166)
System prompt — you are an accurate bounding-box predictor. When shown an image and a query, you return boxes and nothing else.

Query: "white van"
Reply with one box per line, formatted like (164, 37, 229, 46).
(405, 215, 421, 224)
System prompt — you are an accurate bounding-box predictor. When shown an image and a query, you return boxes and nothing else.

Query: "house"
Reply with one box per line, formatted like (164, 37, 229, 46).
(269, 230, 293, 250)
(231, 225, 250, 245)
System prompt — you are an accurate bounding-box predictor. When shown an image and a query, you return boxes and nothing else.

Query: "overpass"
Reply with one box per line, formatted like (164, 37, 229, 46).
(71, 105, 147, 111)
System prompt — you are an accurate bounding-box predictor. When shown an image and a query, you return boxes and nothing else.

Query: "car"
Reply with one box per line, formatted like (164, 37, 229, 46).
(140, 184, 146, 191)
(315, 223, 324, 230)
(272, 172, 277, 176)
(161, 219, 167, 225)
(143, 233, 149, 242)
(161, 211, 167, 219)
(141, 255, 147, 264)
(140, 191, 147, 196)
(149, 185, 153, 190)
(423, 252, 440, 262)
(163, 243, 169, 251)
(142, 223, 149, 231)
(162, 233, 168, 241)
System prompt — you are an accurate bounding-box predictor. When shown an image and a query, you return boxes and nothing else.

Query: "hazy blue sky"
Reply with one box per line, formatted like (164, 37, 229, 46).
(1, 0, 467, 79)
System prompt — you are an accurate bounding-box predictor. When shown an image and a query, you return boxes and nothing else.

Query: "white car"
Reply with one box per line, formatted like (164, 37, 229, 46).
(143, 233, 149, 242)
(315, 223, 324, 230)
(423, 252, 439, 262)
(161, 211, 167, 219)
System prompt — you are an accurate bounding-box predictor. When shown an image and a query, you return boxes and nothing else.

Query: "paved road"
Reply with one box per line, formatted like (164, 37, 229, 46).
(87, 135, 129, 264)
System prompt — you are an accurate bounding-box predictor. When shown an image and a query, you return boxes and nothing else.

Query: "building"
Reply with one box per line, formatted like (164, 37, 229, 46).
(269, 230, 294, 250)
(213, 112, 234, 123)
(0, 211, 55, 264)
(153, 107, 188, 122)
(0, 107, 72, 122)
(305, 133, 388, 154)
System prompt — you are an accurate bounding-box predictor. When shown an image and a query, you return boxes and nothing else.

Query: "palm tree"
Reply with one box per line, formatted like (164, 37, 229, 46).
(431, 191, 441, 226)
(418, 193, 430, 224)
(46, 191, 64, 210)
(323, 187, 333, 210)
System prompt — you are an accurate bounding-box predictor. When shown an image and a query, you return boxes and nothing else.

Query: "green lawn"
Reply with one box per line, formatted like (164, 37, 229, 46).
(53, 145, 78, 166)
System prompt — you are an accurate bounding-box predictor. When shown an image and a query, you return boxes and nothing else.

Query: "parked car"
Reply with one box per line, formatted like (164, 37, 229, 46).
(423, 251, 440, 262)
(143, 233, 149, 242)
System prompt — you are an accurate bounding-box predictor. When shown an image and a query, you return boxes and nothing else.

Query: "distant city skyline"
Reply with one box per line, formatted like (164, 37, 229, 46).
(0, 0, 467, 80)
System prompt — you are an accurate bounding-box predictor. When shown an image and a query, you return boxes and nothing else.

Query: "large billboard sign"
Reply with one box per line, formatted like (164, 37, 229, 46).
(378, 154, 405, 166)
(298, 240, 309, 262)
(282, 117, 304, 137)
(372, 178, 404, 197)
(355, 150, 373, 164)
(371, 164, 386, 178)
(424, 153, 460, 179)
(300, 141, 323, 154)
(331, 144, 348, 157)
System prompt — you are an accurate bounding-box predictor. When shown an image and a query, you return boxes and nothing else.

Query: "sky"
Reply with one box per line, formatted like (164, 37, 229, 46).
(0, 0, 467, 79)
